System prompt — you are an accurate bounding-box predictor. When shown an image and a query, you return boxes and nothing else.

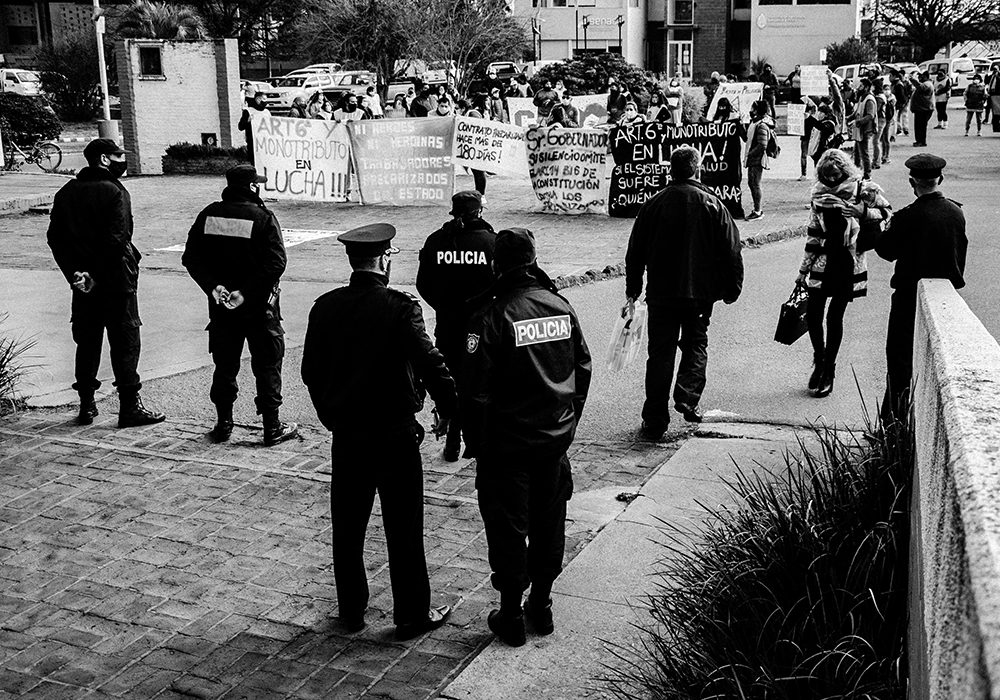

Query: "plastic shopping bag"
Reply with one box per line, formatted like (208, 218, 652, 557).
(605, 302, 647, 372)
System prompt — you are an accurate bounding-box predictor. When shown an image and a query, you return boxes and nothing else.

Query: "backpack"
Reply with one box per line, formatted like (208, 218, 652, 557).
(765, 125, 781, 159)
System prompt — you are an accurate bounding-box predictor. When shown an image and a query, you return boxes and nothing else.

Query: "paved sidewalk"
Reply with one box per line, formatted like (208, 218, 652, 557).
(0, 409, 681, 699)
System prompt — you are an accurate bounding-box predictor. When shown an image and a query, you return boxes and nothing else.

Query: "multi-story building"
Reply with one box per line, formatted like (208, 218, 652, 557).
(0, 3, 95, 68)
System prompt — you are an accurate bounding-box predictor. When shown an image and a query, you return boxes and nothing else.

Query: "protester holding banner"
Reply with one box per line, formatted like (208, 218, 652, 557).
(646, 91, 670, 123)
(416, 191, 497, 462)
(457, 99, 489, 195)
(547, 90, 580, 128)
(533, 80, 559, 121)
(386, 95, 408, 119)
(620, 101, 644, 126)
(786, 66, 802, 103)
(665, 78, 684, 125)
(805, 101, 839, 167)
(488, 87, 507, 123)
(625, 146, 743, 440)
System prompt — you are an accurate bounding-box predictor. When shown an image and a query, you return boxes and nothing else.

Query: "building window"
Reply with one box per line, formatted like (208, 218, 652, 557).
(668, 38, 693, 78)
(553, 0, 567, 6)
(138, 46, 163, 77)
(7, 26, 38, 45)
(672, 0, 693, 23)
(759, 0, 792, 5)
(796, 0, 850, 5)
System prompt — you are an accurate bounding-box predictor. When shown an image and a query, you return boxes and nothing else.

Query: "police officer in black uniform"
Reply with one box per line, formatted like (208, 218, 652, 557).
(301, 224, 456, 639)
(875, 154, 967, 419)
(182, 164, 297, 446)
(416, 190, 497, 461)
(46, 138, 165, 428)
(462, 228, 592, 647)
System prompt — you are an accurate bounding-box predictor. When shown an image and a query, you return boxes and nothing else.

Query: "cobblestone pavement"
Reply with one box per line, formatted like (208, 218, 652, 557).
(0, 411, 680, 699)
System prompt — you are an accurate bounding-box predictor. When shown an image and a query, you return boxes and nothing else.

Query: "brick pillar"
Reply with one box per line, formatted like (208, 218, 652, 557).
(214, 38, 240, 149)
(117, 39, 143, 174)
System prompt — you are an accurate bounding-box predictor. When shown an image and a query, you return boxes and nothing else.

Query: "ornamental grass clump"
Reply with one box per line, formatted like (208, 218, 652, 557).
(607, 414, 913, 700)
(0, 313, 39, 415)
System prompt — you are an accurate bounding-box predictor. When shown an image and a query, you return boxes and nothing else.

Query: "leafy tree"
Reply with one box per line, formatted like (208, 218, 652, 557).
(114, 0, 208, 40)
(298, 0, 416, 98)
(179, 0, 307, 61)
(33, 29, 102, 122)
(411, 0, 529, 93)
(824, 37, 878, 69)
(528, 53, 648, 95)
(0, 93, 62, 147)
(878, 0, 1000, 61)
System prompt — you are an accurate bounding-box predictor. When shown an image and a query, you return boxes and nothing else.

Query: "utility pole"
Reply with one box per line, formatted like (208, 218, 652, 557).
(92, 0, 117, 140)
(616, 15, 624, 55)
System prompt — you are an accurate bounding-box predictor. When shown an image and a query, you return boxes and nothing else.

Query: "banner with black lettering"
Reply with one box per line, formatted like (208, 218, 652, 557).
(452, 116, 528, 176)
(253, 114, 352, 202)
(349, 117, 455, 206)
(608, 121, 745, 219)
(525, 126, 609, 215)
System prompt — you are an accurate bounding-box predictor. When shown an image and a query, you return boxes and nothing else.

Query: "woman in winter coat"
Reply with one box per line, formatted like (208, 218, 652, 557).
(795, 149, 891, 397)
(964, 73, 988, 136)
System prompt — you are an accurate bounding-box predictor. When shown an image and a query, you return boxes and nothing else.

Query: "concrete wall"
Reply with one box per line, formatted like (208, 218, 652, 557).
(909, 279, 1000, 700)
(749, 0, 859, 76)
(117, 38, 242, 175)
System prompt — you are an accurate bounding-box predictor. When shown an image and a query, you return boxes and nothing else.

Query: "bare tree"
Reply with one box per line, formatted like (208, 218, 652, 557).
(412, 0, 529, 93)
(878, 0, 1000, 61)
(298, 0, 417, 99)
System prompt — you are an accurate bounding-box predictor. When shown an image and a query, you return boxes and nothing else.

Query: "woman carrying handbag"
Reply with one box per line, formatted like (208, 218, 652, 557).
(795, 150, 891, 397)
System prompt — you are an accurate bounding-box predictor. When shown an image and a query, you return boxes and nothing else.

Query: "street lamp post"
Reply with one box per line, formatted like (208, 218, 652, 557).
(616, 15, 624, 55)
(582, 15, 590, 51)
(92, 0, 117, 140)
(531, 17, 542, 62)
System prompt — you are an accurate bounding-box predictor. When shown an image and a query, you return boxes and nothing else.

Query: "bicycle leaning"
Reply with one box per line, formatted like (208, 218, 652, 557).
(2, 134, 63, 172)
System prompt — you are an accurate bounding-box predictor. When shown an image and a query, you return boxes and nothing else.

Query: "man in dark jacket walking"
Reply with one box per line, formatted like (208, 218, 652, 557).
(182, 164, 297, 446)
(46, 138, 165, 428)
(625, 146, 744, 439)
(301, 223, 456, 640)
(416, 191, 497, 461)
(462, 228, 592, 647)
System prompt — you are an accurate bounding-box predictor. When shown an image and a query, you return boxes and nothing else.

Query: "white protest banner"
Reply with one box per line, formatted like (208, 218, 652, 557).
(706, 82, 763, 122)
(453, 116, 528, 176)
(253, 114, 352, 202)
(800, 65, 829, 97)
(524, 126, 609, 215)
(508, 94, 609, 128)
(787, 103, 806, 136)
(350, 117, 455, 206)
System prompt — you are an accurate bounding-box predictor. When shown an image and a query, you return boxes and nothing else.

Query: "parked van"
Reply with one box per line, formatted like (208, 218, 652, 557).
(832, 63, 881, 89)
(918, 57, 989, 96)
(0, 69, 41, 97)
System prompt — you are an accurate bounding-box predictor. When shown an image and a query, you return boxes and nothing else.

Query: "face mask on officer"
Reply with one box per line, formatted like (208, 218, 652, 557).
(105, 155, 127, 179)
(250, 182, 261, 197)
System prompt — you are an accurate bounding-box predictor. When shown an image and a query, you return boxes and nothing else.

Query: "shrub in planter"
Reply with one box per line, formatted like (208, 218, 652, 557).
(164, 142, 249, 160)
(161, 142, 249, 175)
(0, 93, 62, 146)
(606, 411, 912, 700)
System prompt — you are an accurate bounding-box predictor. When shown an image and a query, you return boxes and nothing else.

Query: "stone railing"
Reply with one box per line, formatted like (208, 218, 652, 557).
(909, 279, 1000, 700)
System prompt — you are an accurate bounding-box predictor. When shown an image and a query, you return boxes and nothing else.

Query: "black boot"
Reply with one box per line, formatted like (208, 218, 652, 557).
(78, 392, 98, 425)
(263, 413, 298, 447)
(814, 363, 835, 398)
(118, 393, 166, 428)
(524, 596, 554, 635)
(808, 351, 825, 391)
(210, 404, 234, 443)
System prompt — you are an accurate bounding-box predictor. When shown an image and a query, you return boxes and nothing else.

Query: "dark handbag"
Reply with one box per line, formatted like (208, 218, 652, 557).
(774, 286, 809, 345)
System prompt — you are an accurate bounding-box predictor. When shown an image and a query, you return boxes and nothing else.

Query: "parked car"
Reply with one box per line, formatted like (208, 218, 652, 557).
(301, 62, 343, 74)
(0, 69, 41, 97)
(320, 71, 379, 104)
(918, 56, 989, 96)
(486, 61, 521, 83)
(832, 63, 882, 90)
(261, 73, 337, 111)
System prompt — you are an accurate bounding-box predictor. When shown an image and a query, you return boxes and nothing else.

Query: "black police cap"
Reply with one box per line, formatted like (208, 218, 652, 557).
(338, 223, 400, 257)
(905, 153, 946, 179)
(495, 228, 536, 272)
(83, 138, 127, 161)
(450, 190, 482, 216)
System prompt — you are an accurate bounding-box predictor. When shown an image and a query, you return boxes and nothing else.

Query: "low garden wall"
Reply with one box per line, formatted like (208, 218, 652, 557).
(909, 279, 1000, 700)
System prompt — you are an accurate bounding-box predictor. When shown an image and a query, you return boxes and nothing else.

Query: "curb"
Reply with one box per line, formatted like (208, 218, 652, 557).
(57, 136, 88, 143)
(551, 224, 807, 291)
(0, 193, 55, 215)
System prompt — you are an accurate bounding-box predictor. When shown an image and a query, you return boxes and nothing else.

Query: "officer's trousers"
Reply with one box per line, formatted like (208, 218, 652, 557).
(884, 288, 917, 418)
(329, 423, 431, 625)
(208, 319, 283, 415)
(436, 329, 466, 450)
(70, 291, 141, 397)
(476, 451, 573, 595)
(642, 304, 711, 432)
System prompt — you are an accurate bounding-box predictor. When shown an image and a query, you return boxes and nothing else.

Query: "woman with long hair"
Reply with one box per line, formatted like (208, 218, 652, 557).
(795, 149, 891, 397)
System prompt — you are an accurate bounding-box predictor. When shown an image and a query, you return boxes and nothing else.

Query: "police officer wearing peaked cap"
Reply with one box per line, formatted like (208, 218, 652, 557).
(462, 228, 592, 647)
(182, 164, 298, 447)
(301, 222, 456, 640)
(875, 153, 967, 420)
(416, 190, 497, 462)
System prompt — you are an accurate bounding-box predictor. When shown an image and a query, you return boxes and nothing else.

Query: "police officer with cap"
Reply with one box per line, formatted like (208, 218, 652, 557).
(182, 164, 297, 446)
(301, 223, 456, 639)
(875, 153, 967, 418)
(416, 190, 497, 461)
(47, 138, 166, 428)
(462, 228, 592, 647)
